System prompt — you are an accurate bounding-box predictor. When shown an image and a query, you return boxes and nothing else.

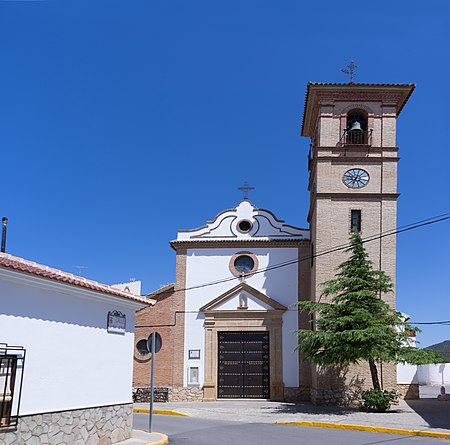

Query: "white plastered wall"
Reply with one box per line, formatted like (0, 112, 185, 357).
(397, 363, 450, 385)
(183, 247, 300, 388)
(0, 272, 142, 415)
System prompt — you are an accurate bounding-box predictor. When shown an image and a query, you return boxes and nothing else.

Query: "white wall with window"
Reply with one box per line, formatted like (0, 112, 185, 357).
(174, 199, 310, 394)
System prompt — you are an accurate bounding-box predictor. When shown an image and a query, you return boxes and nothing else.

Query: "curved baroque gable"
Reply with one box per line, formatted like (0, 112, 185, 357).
(177, 200, 309, 240)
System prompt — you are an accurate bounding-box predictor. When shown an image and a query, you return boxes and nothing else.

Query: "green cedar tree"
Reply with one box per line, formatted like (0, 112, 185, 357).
(297, 231, 442, 390)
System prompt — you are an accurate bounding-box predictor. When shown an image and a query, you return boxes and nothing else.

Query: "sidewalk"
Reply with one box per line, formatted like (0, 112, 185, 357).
(134, 392, 450, 435)
(116, 429, 168, 445)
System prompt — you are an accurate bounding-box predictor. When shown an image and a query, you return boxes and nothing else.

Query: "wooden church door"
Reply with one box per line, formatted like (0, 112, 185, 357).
(217, 331, 270, 399)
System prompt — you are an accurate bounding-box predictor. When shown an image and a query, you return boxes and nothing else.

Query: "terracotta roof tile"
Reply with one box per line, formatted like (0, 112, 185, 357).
(0, 252, 154, 305)
(146, 283, 175, 298)
(307, 82, 415, 87)
(171, 238, 307, 244)
(300, 82, 415, 136)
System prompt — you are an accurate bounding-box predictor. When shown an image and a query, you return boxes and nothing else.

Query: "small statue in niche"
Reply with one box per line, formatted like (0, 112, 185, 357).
(238, 294, 248, 309)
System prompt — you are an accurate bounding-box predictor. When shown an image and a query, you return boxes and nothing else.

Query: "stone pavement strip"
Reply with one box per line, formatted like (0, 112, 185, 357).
(134, 396, 450, 437)
(116, 429, 168, 445)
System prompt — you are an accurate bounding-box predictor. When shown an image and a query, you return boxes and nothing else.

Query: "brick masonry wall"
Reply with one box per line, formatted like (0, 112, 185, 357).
(298, 245, 313, 392)
(305, 94, 403, 404)
(134, 288, 179, 388)
(0, 403, 132, 445)
(308, 198, 398, 402)
(133, 249, 187, 388)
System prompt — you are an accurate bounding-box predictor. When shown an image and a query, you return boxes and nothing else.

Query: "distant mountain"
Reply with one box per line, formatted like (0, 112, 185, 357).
(424, 340, 450, 363)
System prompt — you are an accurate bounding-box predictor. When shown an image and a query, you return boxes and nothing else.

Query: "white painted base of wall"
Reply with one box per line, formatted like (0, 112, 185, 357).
(397, 363, 450, 385)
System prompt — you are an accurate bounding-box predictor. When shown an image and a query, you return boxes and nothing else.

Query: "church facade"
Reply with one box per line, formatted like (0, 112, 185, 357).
(134, 82, 415, 404)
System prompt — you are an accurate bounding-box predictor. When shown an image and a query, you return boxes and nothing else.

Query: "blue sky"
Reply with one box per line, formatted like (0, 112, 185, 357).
(0, 0, 449, 347)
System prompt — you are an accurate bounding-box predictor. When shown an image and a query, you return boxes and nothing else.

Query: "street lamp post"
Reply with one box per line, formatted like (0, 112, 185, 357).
(1, 217, 8, 253)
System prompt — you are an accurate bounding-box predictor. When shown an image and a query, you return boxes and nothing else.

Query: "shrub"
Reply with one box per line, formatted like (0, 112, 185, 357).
(359, 389, 398, 412)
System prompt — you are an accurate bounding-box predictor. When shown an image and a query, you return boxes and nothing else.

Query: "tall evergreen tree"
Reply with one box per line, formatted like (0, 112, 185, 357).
(298, 231, 441, 390)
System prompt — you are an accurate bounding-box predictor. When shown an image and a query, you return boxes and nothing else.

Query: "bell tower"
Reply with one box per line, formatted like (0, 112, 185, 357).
(301, 82, 415, 403)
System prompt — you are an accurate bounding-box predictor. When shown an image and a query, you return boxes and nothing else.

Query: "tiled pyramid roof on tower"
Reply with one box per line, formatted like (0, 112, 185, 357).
(301, 82, 415, 137)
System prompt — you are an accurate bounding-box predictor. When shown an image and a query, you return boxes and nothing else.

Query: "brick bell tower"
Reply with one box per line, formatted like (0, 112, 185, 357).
(301, 82, 415, 404)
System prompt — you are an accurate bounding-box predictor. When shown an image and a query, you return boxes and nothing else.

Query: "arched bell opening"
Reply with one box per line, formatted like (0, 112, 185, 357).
(345, 110, 369, 145)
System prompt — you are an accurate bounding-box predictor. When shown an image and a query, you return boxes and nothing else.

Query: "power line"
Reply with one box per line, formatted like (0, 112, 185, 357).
(174, 212, 450, 293)
(179, 214, 450, 292)
(411, 321, 450, 326)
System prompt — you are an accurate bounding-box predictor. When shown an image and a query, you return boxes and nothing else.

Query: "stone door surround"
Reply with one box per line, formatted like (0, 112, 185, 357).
(200, 283, 286, 402)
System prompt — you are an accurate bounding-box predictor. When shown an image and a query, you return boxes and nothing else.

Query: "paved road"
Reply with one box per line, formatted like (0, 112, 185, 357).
(133, 412, 446, 445)
(135, 398, 450, 432)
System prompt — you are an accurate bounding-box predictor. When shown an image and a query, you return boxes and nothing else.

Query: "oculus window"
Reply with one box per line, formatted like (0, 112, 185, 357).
(237, 220, 252, 233)
(229, 252, 259, 277)
(136, 339, 149, 357)
(234, 255, 254, 274)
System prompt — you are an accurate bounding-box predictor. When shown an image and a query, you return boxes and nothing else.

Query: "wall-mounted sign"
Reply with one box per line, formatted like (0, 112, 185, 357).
(147, 332, 162, 354)
(107, 311, 126, 334)
(188, 349, 200, 360)
(188, 366, 199, 384)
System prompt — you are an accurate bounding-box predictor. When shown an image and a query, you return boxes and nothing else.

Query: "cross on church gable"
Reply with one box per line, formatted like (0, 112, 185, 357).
(238, 181, 255, 200)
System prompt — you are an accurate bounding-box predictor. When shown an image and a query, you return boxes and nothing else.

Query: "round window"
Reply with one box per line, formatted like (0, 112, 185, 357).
(136, 339, 149, 356)
(234, 255, 255, 274)
(237, 220, 252, 233)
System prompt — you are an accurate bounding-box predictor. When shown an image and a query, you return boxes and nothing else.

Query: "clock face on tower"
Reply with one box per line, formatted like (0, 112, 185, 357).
(343, 168, 370, 188)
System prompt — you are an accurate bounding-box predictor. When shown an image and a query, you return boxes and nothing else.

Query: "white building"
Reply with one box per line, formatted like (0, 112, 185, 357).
(134, 199, 311, 401)
(0, 252, 153, 444)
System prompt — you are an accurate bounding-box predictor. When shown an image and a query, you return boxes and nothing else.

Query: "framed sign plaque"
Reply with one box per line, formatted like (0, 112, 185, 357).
(188, 349, 200, 360)
(107, 311, 126, 334)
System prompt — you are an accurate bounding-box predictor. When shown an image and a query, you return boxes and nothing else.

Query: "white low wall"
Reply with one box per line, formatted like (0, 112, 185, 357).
(397, 363, 450, 385)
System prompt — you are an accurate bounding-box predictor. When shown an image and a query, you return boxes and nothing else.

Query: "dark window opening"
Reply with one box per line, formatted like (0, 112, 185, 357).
(0, 344, 26, 430)
(136, 339, 149, 356)
(351, 210, 362, 233)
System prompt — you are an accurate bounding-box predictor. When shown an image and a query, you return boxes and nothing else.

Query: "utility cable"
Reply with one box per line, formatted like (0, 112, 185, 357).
(173, 212, 450, 293)
(410, 321, 450, 326)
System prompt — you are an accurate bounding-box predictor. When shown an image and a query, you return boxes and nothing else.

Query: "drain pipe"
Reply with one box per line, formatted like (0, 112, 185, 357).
(1, 217, 8, 253)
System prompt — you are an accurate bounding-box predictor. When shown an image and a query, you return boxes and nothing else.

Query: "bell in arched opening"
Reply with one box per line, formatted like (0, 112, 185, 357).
(349, 120, 363, 132)
(346, 113, 367, 145)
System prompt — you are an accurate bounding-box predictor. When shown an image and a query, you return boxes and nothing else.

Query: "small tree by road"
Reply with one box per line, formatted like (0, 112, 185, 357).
(297, 231, 441, 393)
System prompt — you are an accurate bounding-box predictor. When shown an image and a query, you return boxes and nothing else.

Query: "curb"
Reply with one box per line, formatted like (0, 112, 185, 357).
(275, 421, 450, 440)
(146, 432, 169, 445)
(133, 407, 188, 417)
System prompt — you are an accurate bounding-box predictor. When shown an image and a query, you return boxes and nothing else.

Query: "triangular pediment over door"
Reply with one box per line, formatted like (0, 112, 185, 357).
(200, 282, 287, 402)
(199, 282, 287, 313)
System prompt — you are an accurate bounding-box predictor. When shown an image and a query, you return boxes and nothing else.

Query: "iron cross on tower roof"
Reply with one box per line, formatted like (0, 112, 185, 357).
(238, 181, 255, 200)
(341, 61, 357, 83)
